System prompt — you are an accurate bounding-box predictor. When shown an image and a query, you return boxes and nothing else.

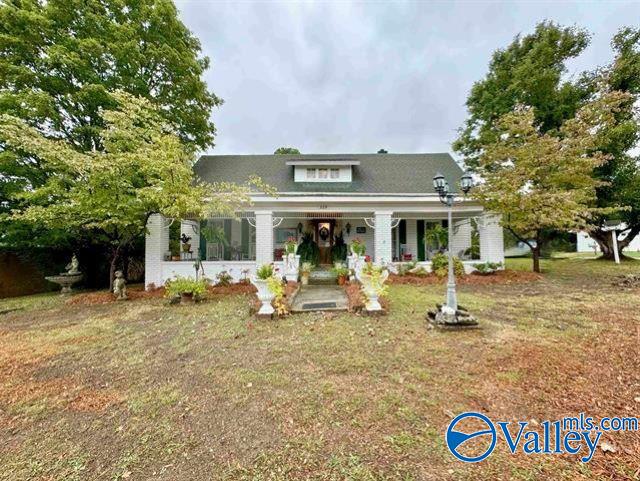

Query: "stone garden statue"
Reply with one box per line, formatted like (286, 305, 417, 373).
(66, 254, 80, 275)
(113, 270, 128, 300)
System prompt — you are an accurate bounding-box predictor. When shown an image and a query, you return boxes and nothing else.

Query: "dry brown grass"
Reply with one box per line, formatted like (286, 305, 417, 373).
(0, 257, 638, 480)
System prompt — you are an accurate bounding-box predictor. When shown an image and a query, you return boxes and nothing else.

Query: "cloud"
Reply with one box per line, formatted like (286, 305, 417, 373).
(176, 0, 640, 158)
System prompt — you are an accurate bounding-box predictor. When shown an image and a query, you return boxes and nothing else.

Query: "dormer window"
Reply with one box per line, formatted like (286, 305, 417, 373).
(288, 159, 359, 183)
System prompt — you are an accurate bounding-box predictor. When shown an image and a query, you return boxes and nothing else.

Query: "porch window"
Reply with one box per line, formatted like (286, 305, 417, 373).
(200, 218, 256, 261)
(306, 168, 316, 179)
(318, 168, 328, 179)
(330, 168, 340, 179)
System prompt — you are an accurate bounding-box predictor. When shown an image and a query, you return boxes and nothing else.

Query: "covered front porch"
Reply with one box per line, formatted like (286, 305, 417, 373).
(144, 204, 504, 288)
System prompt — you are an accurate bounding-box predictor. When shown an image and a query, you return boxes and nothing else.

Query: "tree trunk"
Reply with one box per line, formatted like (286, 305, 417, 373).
(109, 245, 122, 291)
(532, 245, 541, 273)
(590, 225, 640, 260)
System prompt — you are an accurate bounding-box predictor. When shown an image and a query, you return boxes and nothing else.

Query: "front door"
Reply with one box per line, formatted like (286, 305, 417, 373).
(315, 220, 334, 265)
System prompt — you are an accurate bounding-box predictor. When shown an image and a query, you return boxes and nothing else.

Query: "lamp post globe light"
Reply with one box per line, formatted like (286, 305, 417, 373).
(427, 171, 478, 328)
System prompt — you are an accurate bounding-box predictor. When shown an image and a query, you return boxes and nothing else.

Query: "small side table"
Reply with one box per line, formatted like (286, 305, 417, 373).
(180, 251, 194, 261)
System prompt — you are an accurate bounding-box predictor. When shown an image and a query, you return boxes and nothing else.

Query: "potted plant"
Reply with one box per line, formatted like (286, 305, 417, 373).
(300, 262, 313, 285)
(165, 276, 208, 304)
(180, 233, 192, 253)
(251, 264, 277, 315)
(283, 237, 300, 282)
(356, 262, 389, 312)
(349, 237, 366, 256)
(331, 263, 350, 285)
(297, 232, 320, 265)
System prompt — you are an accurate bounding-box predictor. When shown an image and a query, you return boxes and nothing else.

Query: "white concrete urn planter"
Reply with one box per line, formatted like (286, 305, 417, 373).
(357, 268, 389, 312)
(347, 254, 364, 281)
(283, 253, 300, 282)
(251, 277, 275, 315)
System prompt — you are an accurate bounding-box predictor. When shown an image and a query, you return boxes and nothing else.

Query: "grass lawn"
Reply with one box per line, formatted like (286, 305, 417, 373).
(1, 257, 639, 480)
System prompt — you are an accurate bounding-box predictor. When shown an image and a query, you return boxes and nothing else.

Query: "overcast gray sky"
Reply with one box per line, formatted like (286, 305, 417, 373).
(176, 0, 640, 158)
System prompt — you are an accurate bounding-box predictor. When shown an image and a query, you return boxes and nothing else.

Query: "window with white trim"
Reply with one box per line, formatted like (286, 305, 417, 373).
(306, 168, 316, 179)
(330, 168, 340, 179)
(318, 168, 328, 179)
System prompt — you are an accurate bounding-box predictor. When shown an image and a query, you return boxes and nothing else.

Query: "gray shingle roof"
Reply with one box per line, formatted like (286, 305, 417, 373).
(194, 153, 463, 195)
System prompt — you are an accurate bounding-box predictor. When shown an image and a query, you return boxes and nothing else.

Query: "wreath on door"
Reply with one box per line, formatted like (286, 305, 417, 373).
(319, 226, 330, 241)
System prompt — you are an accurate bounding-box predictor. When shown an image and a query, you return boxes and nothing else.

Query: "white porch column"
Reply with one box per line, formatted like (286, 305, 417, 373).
(374, 211, 393, 265)
(406, 219, 418, 260)
(479, 214, 504, 264)
(180, 220, 200, 260)
(450, 219, 472, 257)
(145, 214, 169, 289)
(255, 210, 274, 266)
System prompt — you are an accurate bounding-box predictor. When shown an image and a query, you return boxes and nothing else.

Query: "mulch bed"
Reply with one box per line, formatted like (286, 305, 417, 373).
(66, 282, 256, 306)
(388, 269, 542, 286)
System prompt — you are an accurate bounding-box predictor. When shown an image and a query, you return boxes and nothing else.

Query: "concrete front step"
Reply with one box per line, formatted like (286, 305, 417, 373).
(290, 285, 348, 312)
(308, 268, 337, 285)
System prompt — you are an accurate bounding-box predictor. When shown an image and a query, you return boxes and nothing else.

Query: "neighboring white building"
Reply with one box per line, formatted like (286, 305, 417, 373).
(144, 153, 505, 287)
(577, 228, 640, 253)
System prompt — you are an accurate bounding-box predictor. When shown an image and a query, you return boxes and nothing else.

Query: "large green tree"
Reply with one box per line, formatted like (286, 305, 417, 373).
(455, 22, 640, 260)
(0, 0, 221, 245)
(473, 92, 626, 272)
(453, 21, 592, 168)
(0, 93, 253, 288)
(587, 28, 640, 258)
(274, 147, 301, 154)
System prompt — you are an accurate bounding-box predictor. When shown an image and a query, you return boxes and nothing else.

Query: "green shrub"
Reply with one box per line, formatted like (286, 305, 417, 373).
(431, 253, 464, 278)
(300, 262, 314, 274)
(256, 263, 275, 280)
(297, 232, 320, 265)
(474, 262, 502, 274)
(165, 276, 208, 298)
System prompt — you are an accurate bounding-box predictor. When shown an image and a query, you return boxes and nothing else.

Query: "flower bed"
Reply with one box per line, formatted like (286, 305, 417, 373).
(388, 269, 542, 286)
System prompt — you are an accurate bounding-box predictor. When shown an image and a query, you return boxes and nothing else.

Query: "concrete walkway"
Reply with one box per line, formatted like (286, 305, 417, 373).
(290, 285, 348, 312)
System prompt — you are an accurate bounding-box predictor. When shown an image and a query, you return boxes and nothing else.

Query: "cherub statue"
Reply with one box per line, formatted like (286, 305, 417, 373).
(113, 270, 127, 300)
(65, 254, 80, 275)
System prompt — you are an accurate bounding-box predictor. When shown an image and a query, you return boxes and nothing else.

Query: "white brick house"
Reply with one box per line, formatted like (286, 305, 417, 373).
(144, 153, 504, 287)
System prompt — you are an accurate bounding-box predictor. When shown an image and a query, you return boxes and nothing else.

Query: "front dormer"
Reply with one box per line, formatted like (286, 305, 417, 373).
(286, 159, 359, 183)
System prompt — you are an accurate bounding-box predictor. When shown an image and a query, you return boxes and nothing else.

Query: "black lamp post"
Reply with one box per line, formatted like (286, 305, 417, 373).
(433, 171, 473, 312)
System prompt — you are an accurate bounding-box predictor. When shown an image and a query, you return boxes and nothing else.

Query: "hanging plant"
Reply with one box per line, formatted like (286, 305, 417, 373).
(201, 222, 229, 246)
